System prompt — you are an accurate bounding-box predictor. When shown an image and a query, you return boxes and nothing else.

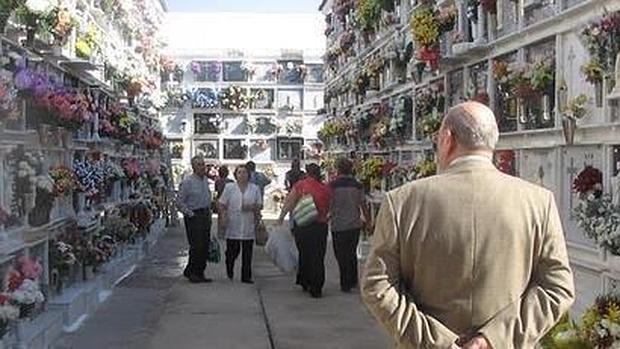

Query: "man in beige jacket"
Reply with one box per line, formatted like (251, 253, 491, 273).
(361, 101, 575, 349)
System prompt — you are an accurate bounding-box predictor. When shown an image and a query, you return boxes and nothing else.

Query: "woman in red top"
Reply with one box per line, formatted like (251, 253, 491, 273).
(277, 163, 331, 298)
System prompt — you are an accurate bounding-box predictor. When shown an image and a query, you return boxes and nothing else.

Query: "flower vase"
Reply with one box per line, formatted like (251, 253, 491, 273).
(61, 130, 72, 148)
(25, 29, 35, 47)
(37, 124, 49, 146)
(595, 81, 603, 107)
(19, 303, 35, 319)
(562, 118, 576, 145)
(517, 99, 527, 124)
(542, 94, 552, 122)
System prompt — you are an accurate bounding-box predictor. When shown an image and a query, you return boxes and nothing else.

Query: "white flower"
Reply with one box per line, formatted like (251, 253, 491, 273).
(0, 303, 19, 321)
(10, 279, 44, 305)
(25, 0, 50, 13)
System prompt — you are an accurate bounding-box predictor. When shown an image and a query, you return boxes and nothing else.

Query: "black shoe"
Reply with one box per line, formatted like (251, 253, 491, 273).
(241, 279, 254, 284)
(301, 285, 309, 292)
(188, 275, 205, 283)
(310, 290, 322, 298)
(183, 269, 190, 279)
(341, 287, 352, 293)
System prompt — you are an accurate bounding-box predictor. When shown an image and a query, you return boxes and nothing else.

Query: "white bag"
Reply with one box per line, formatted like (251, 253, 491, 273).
(265, 224, 298, 273)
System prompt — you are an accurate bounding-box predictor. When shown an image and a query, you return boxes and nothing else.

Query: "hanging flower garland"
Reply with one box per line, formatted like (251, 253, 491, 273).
(573, 166, 620, 255)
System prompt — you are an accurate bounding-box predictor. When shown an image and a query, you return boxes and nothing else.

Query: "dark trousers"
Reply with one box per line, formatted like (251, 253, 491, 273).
(332, 228, 361, 290)
(226, 239, 254, 281)
(183, 212, 212, 277)
(293, 222, 328, 294)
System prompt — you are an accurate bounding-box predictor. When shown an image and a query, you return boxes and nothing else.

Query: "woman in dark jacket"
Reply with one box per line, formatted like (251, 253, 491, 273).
(277, 164, 332, 298)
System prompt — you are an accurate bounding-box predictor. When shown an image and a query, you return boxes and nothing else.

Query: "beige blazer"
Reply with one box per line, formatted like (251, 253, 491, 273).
(361, 158, 575, 349)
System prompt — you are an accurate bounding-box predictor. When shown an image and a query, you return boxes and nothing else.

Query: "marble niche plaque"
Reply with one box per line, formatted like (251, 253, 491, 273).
(560, 145, 604, 247)
(520, 148, 558, 192)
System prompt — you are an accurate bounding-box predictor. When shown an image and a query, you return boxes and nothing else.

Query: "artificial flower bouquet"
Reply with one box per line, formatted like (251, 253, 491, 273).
(122, 158, 141, 181)
(49, 166, 78, 196)
(4, 255, 45, 319)
(573, 166, 620, 254)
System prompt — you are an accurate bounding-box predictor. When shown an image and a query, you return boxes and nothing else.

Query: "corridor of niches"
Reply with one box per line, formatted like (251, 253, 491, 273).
(0, 0, 619, 348)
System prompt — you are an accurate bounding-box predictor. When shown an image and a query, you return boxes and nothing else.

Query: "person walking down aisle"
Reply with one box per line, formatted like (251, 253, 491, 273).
(177, 156, 213, 283)
(278, 164, 331, 298)
(215, 165, 234, 200)
(219, 165, 263, 284)
(362, 101, 575, 349)
(246, 161, 271, 199)
(329, 157, 368, 293)
(285, 157, 305, 192)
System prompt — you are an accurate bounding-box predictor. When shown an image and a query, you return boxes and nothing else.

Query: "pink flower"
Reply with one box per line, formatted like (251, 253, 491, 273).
(18, 256, 42, 281)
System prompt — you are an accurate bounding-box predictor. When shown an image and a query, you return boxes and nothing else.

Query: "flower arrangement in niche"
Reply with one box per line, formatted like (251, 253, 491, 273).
(573, 166, 620, 254)
(530, 59, 555, 93)
(122, 158, 141, 181)
(413, 158, 437, 179)
(561, 94, 589, 121)
(40, 6, 77, 46)
(541, 294, 620, 348)
(581, 59, 604, 84)
(73, 156, 104, 199)
(580, 11, 620, 83)
(410, 5, 456, 70)
(415, 85, 445, 139)
(220, 86, 249, 111)
(49, 166, 78, 196)
(0, 70, 19, 123)
(75, 23, 101, 60)
(5, 255, 45, 319)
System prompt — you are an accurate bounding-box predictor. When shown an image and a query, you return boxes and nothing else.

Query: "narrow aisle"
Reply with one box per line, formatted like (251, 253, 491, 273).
(54, 222, 391, 349)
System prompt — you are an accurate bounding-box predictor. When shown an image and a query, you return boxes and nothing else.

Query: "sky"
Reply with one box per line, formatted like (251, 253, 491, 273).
(166, 0, 321, 13)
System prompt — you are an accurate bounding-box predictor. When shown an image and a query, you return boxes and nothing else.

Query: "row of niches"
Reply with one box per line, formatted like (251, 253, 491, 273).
(165, 113, 311, 137)
(164, 86, 325, 112)
(324, 0, 590, 80)
(168, 137, 316, 163)
(161, 60, 324, 85)
(0, 145, 164, 236)
(324, 19, 620, 147)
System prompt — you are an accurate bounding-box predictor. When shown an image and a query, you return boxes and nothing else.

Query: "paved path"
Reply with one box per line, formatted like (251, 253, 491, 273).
(54, 222, 392, 349)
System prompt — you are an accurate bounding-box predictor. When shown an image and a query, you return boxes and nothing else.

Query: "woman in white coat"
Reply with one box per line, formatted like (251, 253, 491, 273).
(218, 165, 263, 283)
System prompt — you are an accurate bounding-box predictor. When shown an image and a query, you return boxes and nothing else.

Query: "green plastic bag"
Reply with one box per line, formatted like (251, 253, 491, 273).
(207, 237, 221, 263)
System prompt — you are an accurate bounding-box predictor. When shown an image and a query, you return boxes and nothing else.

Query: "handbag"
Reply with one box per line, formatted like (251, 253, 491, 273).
(207, 237, 221, 263)
(255, 221, 268, 246)
(292, 194, 318, 227)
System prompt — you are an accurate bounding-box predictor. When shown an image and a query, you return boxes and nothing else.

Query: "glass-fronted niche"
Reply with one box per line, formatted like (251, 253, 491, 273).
(278, 60, 305, 85)
(305, 64, 324, 83)
(277, 89, 303, 112)
(195, 140, 219, 159)
(277, 137, 304, 160)
(224, 139, 248, 160)
(194, 113, 222, 134)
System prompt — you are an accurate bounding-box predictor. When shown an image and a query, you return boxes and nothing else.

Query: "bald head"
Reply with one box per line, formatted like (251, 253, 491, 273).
(443, 101, 499, 151)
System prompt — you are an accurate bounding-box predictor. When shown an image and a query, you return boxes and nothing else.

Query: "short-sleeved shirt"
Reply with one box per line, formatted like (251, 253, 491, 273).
(177, 174, 212, 215)
(285, 170, 305, 191)
(293, 178, 331, 223)
(218, 182, 262, 240)
(329, 175, 365, 232)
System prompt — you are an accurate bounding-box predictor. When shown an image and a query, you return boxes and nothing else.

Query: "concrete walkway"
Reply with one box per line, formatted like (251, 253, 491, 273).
(54, 222, 392, 349)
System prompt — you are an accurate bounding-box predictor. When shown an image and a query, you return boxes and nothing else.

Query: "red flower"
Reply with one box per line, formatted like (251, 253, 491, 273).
(572, 166, 603, 194)
(0, 294, 9, 305)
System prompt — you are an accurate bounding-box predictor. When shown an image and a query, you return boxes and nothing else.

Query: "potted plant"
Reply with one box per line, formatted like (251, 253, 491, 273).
(560, 94, 588, 145)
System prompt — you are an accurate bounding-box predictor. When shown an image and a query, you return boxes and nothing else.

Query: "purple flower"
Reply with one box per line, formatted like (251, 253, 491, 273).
(190, 61, 202, 75)
(14, 69, 34, 91)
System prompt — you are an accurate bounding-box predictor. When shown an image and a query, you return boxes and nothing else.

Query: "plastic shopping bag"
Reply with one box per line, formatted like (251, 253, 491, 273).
(264, 224, 298, 273)
(207, 237, 221, 263)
